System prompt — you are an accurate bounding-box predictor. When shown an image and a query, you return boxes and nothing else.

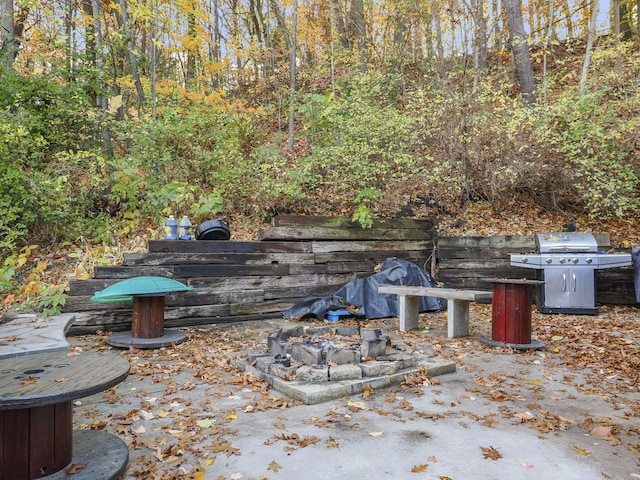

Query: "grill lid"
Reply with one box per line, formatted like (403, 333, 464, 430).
(535, 232, 598, 253)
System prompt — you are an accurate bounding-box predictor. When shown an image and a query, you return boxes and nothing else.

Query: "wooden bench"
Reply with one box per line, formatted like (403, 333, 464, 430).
(378, 286, 492, 338)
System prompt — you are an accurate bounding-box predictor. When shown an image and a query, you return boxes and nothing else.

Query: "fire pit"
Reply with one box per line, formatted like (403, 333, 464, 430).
(510, 232, 631, 314)
(233, 324, 457, 404)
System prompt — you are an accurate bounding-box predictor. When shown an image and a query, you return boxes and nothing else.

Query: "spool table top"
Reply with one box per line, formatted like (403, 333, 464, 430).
(0, 351, 130, 410)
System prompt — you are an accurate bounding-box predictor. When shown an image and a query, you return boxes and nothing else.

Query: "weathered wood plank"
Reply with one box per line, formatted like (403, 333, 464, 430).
(229, 298, 302, 315)
(437, 235, 535, 249)
(123, 252, 315, 266)
(258, 226, 432, 241)
(436, 234, 610, 249)
(314, 250, 428, 264)
(311, 240, 433, 253)
(273, 215, 435, 230)
(147, 240, 312, 253)
(187, 272, 357, 290)
(437, 259, 512, 270)
(65, 289, 266, 311)
(436, 247, 519, 260)
(264, 284, 347, 300)
(93, 264, 290, 279)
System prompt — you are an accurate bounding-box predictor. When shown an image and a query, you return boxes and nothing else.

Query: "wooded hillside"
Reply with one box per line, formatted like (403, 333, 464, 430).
(0, 0, 639, 315)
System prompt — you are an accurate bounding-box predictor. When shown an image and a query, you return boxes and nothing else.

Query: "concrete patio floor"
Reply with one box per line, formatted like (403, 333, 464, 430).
(58, 306, 640, 480)
(3, 307, 638, 479)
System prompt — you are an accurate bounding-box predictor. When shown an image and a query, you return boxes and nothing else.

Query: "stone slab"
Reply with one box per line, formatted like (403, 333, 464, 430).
(0, 314, 75, 359)
(232, 355, 456, 404)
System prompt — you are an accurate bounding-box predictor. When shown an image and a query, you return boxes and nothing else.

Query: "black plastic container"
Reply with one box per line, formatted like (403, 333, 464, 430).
(195, 219, 230, 240)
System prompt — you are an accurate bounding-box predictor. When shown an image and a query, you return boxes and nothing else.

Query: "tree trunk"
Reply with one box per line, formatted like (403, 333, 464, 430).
(471, 0, 489, 88)
(504, 0, 537, 105)
(267, 0, 290, 50)
(0, 0, 14, 68)
(578, 0, 599, 97)
(287, 0, 297, 151)
(330, 0, 349, 48)
(116, 0, 146, 111)
(349, 0, 367, 66)
(185, 2, 198, 88)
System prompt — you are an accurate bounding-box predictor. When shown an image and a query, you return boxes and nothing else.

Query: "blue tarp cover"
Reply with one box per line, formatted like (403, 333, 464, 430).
(283, 257, 445, 320)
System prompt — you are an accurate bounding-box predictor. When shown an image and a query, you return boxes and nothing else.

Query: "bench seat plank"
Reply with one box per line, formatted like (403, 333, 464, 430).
(378, 286, 492, 337)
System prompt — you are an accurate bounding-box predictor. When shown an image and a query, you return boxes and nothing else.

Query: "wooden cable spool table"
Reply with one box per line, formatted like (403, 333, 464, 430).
(91, 276, 194, 349)
(480, 278, 544, 350)
(0, 351, 130, 479)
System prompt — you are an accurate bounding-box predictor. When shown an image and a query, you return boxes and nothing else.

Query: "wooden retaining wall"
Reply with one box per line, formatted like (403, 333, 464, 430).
(435, 235, 637, 306)
(64, 215, 436, 334)
(64, 218, 638, 334)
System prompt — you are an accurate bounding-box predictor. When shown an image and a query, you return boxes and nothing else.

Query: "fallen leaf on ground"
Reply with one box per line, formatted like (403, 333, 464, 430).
(66, 463, 86, 474)
(481, 445, 502, 460)
(573, 445, 590, 456)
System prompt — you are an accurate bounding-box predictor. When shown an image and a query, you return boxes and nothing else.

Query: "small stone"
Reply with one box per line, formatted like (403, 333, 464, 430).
(296, 365, 329, 382)
(255, 356, 277, 372)
(306, 326, 333, 336)
(282, 326, 304, 339)
(360, 328, 382, 340)
(326, 345, 360, 365)
(269, 339, 291, 358)
(329, 364, 362, 381)
(336, 326, 359, 337)
(376, 353, 417, 369)
(291, 343, 323, 365)
(361, 338, 387, 360)
(359, 361, 399, 377)
(269, 363, 298, 379)
(247, 349, 272, 363)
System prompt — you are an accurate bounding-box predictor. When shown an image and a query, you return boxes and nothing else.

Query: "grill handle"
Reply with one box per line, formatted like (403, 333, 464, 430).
(546, 246, 592, 252)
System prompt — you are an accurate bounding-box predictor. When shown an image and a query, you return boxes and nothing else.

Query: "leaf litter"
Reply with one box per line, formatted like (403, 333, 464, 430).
(68, 304, 640, 479)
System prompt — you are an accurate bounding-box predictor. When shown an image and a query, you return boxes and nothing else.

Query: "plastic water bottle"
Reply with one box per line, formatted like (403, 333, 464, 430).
(164, 215, 178, 240)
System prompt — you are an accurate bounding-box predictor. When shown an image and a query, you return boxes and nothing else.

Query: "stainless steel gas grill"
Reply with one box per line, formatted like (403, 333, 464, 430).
(510, 232, 631, 314)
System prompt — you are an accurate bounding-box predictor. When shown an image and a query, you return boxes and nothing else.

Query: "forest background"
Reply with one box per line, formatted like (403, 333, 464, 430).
(0, 0, 639, 316)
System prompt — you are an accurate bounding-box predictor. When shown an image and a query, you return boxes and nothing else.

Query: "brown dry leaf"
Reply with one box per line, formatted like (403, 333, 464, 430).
(411, 464, 429, 473)
(268, 460, 282, 472)
(573, 445, 590, 456)
(20, 376, 38, 386)
(299, 435, 320, 447)
(481, 445, 502, 460)
(326, 436, 340, 449)
(362, 386, 375, 398)
(66, 463, 87, 474)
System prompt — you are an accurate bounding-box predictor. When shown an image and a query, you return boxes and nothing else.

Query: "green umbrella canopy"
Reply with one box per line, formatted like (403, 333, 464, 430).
(91, 276, 194, 303)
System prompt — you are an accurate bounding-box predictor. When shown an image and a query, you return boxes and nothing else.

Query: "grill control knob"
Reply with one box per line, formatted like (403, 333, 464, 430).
(522, 258, 528, 263)
(586, 258, 593, 264)
(546, 258, 552, 264)
(559, 258, 566, 264)
(572, 258, 579, 264)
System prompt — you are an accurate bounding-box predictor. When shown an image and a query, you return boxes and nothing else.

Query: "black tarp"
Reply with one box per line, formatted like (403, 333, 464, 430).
(283, 257, 446, 320)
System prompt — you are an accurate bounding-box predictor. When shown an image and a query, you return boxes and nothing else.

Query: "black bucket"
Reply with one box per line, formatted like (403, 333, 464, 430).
(195, 219, 230, 240)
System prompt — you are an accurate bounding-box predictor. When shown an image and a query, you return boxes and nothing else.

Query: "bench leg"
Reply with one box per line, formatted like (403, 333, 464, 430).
(399, 295, 420, 331)
(448, 299, 470, 338)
